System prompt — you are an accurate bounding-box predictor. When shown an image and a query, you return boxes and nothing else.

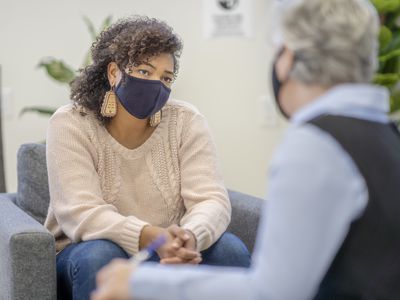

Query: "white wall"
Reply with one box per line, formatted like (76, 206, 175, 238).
(0, 0, 286, 198)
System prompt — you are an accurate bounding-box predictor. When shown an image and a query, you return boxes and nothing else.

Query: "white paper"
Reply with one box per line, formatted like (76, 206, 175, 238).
(203, 0, 252, 38)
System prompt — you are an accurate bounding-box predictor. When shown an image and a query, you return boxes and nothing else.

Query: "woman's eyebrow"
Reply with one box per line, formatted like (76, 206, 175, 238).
(142, 62, 173, 74)
(142, 62, 156, 69)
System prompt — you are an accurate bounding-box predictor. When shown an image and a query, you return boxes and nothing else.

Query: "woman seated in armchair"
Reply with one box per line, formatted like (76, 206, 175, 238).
(44, 16, 250, 300)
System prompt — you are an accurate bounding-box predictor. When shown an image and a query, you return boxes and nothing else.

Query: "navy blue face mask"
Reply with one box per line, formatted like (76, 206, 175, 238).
(115, 73, 171, 119)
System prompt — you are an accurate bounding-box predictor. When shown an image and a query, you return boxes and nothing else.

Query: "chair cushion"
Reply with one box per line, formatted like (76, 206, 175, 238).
(16, 143, 50, 225)
(227, 190, 263, 253)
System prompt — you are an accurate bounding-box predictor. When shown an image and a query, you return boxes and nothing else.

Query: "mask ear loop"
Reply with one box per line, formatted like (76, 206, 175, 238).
(272, 47, 290, 119)
(118, 70, 128, 89)
(272, 47, 300, 119)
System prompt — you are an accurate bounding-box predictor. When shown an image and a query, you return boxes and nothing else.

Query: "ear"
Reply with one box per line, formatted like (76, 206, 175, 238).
(276, 46, 295, 82)
(107, 62, 121, 87)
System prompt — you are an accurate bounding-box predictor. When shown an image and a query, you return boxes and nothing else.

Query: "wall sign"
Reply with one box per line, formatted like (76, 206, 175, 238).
(203, 0, 252, 38)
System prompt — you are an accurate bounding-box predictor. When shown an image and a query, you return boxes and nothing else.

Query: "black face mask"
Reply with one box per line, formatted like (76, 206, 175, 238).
(271, 49, 290, 119)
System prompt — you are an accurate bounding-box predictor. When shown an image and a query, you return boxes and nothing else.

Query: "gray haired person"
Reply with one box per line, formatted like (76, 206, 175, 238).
(93, 0, 400, 299)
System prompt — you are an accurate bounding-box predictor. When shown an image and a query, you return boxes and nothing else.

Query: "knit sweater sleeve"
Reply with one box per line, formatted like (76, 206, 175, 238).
(46, 108, 148, 255)
(178, 111, 231, 251)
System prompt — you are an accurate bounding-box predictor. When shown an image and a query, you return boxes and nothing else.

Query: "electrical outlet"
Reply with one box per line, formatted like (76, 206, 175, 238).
(1, 87, 14, 119)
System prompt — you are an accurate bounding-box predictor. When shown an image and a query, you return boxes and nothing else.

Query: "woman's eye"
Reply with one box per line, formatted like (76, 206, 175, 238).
(138, 69, 150, 76)
(163, 77, 173, 83)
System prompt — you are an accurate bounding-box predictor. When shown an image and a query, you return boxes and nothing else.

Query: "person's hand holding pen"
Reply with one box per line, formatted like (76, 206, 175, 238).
(92, 236, 167, 300)
(92, 227, 201, 300)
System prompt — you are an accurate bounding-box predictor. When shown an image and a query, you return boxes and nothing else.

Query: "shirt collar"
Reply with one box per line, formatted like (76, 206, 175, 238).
(291, 84, 390, 125)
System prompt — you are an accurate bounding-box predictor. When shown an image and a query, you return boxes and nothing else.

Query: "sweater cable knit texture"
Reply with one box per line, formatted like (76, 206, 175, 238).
(44, 99, 231, 256)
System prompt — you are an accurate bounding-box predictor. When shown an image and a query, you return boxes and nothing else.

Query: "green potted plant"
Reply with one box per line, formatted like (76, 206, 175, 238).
(20, 16, 112, 117)
(372, 0, 400, 120)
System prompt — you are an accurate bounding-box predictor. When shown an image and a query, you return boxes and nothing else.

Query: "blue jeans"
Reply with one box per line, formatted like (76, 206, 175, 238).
(56, 232, 250, 300)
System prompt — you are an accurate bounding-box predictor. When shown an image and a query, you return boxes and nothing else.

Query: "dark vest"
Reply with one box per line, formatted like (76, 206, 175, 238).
(308, 115, 400, 300)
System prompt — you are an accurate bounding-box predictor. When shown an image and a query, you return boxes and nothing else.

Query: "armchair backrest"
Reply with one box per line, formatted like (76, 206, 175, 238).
(16, 143, 49, 225)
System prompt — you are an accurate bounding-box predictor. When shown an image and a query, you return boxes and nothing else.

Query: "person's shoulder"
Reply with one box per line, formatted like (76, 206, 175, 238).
(49, 103, 96, 127)
(164, 98, 202, 118)
(274, 123, 352, 168)
(163, 99, 210, 137)
(51, 103, 79, 121)
(47, 103, 105, 150)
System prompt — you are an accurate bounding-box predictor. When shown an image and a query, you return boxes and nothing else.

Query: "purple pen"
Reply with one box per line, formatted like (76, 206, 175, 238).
(129, 235, 167, 266)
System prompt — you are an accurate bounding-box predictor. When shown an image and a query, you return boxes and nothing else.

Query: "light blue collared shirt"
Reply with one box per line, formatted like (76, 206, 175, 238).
(131, 84, 390, 300)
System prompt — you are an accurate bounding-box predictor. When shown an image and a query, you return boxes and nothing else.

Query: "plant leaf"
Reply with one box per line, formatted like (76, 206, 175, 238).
(81, 50, 93, 68)
(19, 106, 57, 117)
(371, 0, 400, 13)
(38, 58, 76, 84)
(381, 30, 400, 54)
(80, 15, 112, 68)
(101, 15, 112, 32)
(390, 92, 400, 112)
(83, 15, 97, 41)
(374, 73, 400, 86)
(379, 25, 393, 50)
(379, 48, 400, 62)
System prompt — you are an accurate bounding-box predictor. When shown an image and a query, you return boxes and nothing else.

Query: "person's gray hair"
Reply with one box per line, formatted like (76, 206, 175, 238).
(281, 0, 380, 86)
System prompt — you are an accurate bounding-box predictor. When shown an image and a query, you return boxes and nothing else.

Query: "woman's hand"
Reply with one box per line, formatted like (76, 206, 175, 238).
(139, 224, 201, 264)
(160, 225, 202, 265)
(139, 225, 175, 259)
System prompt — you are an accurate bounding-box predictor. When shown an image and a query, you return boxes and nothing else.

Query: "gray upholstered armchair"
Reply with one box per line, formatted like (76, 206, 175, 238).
(0, 143, 264, 300)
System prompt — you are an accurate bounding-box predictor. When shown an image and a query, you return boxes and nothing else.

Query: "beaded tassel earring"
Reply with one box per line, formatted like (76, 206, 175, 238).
(149, 110, 162, 127)
(101, 86, 117, 117)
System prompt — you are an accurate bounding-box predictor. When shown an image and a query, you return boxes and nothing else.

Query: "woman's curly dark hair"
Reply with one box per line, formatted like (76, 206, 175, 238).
(70, 16, 183, 124)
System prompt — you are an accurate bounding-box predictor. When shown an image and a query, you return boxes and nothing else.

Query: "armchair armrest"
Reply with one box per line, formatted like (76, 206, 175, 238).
(0, 192, 17, 203)
(227, 190, 264, 253)
(0, 194, 56, 300)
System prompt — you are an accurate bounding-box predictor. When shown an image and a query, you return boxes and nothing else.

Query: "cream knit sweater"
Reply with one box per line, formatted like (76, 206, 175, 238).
(44, 99, 231, 256)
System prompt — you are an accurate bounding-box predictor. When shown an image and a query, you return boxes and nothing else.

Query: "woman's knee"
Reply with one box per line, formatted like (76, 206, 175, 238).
(202, 232, 251, 267)
(67, 239, 129, 273)
(56, 239, 128, 298)
(217, 232, 250, 254)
